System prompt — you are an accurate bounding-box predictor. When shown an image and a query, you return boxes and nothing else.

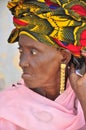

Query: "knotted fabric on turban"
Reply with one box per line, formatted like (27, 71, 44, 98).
(7, 0, 86, 57)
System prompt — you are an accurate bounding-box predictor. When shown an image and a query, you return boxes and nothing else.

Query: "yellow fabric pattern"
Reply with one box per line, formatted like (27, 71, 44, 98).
(7, 0, 86, 56)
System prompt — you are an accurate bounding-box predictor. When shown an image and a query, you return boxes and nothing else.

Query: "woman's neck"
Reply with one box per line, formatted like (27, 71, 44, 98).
(31, 81, 60, 100)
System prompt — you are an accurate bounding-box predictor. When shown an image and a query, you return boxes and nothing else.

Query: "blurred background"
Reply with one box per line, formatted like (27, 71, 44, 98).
(0, 0, 22, 90)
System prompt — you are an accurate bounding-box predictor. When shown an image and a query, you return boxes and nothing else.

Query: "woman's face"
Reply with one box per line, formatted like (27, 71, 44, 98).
(19, 34, 63, 89)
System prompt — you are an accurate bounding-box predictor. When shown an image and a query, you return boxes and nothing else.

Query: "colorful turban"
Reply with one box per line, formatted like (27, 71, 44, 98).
(7, 0, 86, 57)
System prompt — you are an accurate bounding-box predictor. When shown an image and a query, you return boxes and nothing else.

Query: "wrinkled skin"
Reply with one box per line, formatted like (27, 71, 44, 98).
(18, 34, 70, 100)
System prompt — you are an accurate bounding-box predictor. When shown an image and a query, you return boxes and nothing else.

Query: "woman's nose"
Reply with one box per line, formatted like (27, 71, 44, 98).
(19, 55, 29, 68)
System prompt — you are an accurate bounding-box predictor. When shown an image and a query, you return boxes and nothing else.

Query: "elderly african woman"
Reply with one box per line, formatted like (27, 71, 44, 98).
(0, 0, 86, 130)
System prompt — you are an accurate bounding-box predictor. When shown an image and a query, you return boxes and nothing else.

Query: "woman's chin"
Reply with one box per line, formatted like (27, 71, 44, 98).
(23, 79, 38, 89)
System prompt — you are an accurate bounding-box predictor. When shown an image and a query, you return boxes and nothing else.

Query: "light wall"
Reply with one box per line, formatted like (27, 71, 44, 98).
(0, 0, 22, 90)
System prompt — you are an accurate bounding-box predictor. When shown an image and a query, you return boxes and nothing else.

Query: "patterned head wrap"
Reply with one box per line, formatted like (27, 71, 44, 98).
(7, 0, 86, 57)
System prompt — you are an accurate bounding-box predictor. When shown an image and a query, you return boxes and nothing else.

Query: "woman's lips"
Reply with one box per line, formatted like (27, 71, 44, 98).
(22, 73, 31, 79)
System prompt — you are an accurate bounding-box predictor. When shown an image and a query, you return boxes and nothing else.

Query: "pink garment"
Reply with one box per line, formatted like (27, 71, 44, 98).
(0, 80, 85, 130)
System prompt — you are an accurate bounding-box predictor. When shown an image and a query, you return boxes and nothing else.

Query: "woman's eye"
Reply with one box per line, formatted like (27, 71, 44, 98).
(31, 49, 37, 55)
(18, 47, 23, 53)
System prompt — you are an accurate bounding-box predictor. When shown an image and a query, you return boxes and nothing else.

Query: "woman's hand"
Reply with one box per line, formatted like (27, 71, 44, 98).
(69, 51, 86, 120)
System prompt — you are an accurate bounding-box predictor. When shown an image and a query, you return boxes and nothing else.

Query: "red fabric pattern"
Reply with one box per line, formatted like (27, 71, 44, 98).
(53, 38, 81, 56)
(45, 0, 58, 6)
(80, 30, 86, 46)
(71, 5, 86, 16)
(13, 17, 28, 26)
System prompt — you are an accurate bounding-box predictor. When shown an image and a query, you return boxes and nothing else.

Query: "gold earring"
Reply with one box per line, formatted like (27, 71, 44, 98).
(60, 63, 66, 94)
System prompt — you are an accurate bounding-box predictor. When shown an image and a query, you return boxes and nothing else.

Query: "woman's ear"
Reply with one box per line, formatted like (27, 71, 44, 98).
(60, 49, 71, 64)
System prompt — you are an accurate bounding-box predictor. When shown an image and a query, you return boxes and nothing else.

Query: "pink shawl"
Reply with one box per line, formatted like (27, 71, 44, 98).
(0, 80, 85, 130)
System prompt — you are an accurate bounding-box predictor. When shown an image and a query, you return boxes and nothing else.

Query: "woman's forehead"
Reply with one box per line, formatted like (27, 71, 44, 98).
(19, 34, 48, 49)
(18, 34, 58, 52)
(19, 35, 40, 46)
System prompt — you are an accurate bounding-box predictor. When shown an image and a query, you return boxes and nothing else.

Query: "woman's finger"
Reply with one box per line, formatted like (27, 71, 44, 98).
(68, 63, 80, 90)
(81, 50, 86, 57)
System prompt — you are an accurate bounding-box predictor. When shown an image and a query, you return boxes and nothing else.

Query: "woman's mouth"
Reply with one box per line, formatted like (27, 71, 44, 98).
(22, 73, 31, 79)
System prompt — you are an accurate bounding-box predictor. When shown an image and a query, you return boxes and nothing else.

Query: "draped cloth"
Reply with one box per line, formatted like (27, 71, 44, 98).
(7, 0, 86, 56)
(0, 80, 86, 130)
